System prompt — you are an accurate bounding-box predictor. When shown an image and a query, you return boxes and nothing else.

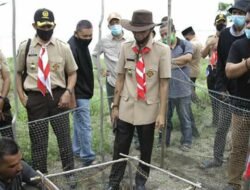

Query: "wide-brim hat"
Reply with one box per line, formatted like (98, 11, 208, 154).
(228, 0, 249, 14)
(121, 9, 157, 32)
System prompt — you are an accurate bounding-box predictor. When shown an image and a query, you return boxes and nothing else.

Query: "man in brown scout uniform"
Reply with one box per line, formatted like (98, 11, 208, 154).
(106, 10, 171, 190)
(16, 8, 77, 178)
(0, 50, 13, 138)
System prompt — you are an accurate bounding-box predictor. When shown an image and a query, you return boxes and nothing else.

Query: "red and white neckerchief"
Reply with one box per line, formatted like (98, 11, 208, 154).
(210, 50, 217, 70)
(37, 45, 53, 97)
(132, 46, 150, 100)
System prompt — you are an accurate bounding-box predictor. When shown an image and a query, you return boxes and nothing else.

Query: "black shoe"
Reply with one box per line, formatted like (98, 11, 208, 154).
(200, 159, 222, 169)
(135, 184, 146, 190)
(82, 159, 98, 167)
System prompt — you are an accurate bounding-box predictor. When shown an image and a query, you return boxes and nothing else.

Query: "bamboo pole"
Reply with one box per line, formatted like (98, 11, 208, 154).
(97, 0, 105, 185)
(160, 0, 172, 168)
(96, 0, 105, 164)
(11, 0, 17, 139)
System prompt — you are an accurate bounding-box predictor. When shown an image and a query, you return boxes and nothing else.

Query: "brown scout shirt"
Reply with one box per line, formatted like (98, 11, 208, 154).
(189, 37, 203, 78)
(116, 36, 171, 125)
(16, 36, 78, 91)
(0, 50, 9, 95)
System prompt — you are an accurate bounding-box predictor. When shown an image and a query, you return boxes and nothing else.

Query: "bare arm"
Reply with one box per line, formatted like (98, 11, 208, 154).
(226, 59, 250, 79)
(155, 78, 169, 129)
(201, 45, 211, 58)
(201, 35, 217, 58)
(16, 72, 27, 107)
(1, 69, 10, 98)
(172, 53, 192, 67)
(111, 73, 125, 123)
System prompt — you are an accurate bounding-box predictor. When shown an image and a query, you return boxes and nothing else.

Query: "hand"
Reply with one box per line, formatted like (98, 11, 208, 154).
(101, 70, 110, 77)
(20, 95, 28, 107)
(155, 114, 165, 130)
(219, 91, 230, 102)
(111, 107, 119, 124)
(207, 36, 217, 47)
(58, 91, 71, 108)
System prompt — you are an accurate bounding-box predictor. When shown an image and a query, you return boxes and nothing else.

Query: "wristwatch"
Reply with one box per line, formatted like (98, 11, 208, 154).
(111, 102, 118, 109)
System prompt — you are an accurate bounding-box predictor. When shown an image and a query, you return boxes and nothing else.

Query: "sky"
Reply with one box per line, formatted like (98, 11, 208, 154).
(0, 0, 233, 57)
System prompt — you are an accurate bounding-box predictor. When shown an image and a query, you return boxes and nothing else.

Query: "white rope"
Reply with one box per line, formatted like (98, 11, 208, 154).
(120, 153, 202, 189)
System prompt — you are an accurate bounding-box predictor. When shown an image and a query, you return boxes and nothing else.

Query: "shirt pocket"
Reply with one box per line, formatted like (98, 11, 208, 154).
(50, 56, 64, 74)
(124, 61, 136, 77)
(145, 64, 158, 81)
(146, 96, 160, 104)
(26, 56, 38, 73)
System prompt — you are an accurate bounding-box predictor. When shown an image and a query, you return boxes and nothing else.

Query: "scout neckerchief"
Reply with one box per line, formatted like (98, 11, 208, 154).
(132, 46, 150, 100)
(37, 44, 53, 97)
(210, 49, 217, 70)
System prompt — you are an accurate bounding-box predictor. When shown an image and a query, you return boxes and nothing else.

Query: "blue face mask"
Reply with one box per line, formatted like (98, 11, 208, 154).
(110, 24, 122, 36)
(245, 28, 250, 39)
(231, 15, 246, 27)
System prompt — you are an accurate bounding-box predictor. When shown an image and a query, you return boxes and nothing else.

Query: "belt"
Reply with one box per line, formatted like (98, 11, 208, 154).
(26, 87, 64, 95)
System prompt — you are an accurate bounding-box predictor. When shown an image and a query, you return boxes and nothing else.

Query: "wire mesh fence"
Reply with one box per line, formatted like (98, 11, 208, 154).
(1, 73, 250, 189)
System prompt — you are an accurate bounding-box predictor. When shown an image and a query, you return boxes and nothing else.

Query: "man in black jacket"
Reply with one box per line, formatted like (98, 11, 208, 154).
(68, 20, 96, 166)
(201, 0, 248, 181)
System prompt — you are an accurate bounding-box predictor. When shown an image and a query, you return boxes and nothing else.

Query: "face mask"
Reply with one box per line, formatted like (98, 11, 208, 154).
(37, 29, 53, 41)
(162, 33, 176, 45)
(245, 28, 250, 39)
(231, 15, 246, 27)
(76, 38, 92, 47)
(162, 36, 168, 44)
(216, 23, 227, 32)
(110, 24, 122, 36)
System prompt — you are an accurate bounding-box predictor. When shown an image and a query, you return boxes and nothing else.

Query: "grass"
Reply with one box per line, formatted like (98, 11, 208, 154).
(4, 57, 211, 170)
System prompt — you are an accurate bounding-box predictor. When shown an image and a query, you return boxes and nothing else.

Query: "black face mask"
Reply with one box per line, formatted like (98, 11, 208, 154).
(216, 23, 226, 32)
(76, 37, 92, 47)
(37, 29, 53, 41)
(135, 31, 151, 46)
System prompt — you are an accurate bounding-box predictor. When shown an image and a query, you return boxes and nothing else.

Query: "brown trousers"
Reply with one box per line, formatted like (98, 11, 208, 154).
(228, 113, 250, 190)
(26, 88, 74, 173)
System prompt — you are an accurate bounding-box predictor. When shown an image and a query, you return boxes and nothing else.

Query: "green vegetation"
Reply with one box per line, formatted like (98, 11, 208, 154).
(5, 57, 211, 169)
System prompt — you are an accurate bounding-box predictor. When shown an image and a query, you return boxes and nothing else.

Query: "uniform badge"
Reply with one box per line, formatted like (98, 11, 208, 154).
(127, 68, 133, 75)
(52, 64, 59, 71)
(28, 48, 37, 57)
(30, 63, 36, 70)
(146, 69, 154, 78)
(42, 10, 49, 19)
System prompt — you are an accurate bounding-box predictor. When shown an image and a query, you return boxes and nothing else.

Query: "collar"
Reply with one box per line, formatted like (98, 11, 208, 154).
(31, 36, 56, 47)
(230, 25, 245, 37)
